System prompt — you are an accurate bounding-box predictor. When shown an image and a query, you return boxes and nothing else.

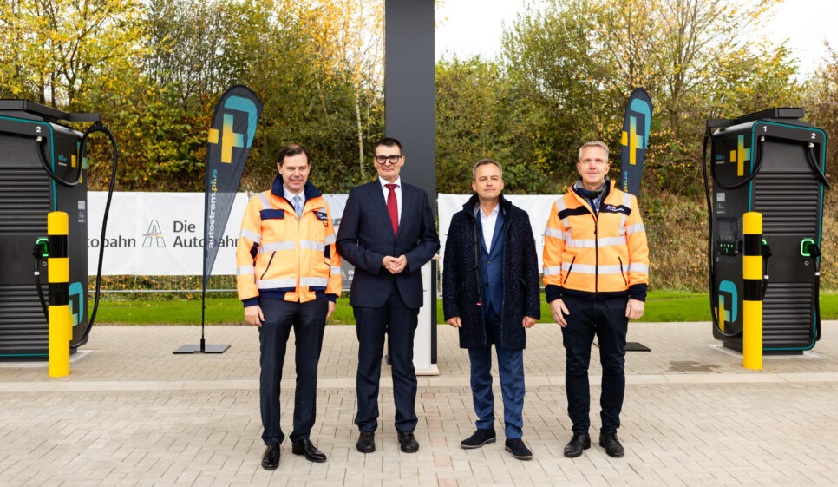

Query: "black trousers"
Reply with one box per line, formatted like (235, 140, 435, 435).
(561, 295, 628, 434)
(258, 298, 328, 445)
(353, 286, 419, 432)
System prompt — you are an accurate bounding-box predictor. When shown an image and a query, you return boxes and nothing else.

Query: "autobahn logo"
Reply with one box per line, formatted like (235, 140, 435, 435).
(143, 220, 166, 248)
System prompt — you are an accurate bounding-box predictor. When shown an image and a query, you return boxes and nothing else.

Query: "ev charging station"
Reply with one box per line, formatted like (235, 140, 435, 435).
(704, 108, 829, 353)
(0, 100, 104, 358)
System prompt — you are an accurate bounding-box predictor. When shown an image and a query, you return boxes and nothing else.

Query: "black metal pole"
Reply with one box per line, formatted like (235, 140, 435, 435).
(384, 0, 437, 364)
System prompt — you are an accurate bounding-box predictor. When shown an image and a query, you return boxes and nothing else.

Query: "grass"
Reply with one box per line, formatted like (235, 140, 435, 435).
(634, 291, 710, 322)
(88, 291, 838, 325)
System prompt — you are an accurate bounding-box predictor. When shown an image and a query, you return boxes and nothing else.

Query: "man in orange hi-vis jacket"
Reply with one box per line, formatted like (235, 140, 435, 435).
(542, 141, 649, 459)
(236, 143, 341, 470)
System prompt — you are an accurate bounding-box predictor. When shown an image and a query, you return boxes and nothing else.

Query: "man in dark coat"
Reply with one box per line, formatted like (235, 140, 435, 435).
(442, 159, 540, 460)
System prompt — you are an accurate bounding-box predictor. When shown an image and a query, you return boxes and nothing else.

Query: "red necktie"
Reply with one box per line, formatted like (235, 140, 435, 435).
(385, 183, 398, 234)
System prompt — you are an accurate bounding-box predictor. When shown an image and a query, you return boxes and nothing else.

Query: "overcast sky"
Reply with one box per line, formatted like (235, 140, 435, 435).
(435, 0, 838, 76)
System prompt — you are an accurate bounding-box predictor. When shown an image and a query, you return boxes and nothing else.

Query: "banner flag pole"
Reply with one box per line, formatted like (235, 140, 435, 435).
(175, 85, 263, 354)
(619, 87, 654, 352)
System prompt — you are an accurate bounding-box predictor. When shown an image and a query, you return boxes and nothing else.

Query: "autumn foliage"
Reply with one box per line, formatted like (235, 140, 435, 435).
(1, 0, 835, 291)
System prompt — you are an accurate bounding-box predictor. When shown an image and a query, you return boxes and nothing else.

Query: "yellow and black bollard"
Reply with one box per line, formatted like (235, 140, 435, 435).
(48, 211, 71, 377)
(742, 212, 763, 370)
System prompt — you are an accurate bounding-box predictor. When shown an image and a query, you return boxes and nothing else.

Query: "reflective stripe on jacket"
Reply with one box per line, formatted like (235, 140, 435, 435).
(542, 181, 649, 300)
(236, 177, 341, 305)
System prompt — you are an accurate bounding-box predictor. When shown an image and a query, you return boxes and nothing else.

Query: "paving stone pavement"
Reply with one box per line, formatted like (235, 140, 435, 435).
(2, 321, 838, 486)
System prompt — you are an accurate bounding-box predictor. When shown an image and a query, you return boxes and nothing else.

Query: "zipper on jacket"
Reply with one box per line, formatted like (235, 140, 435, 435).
(260, 252, 277, 280)
(563, 255, 576, 287)
(618, 256, 628, 286)
(594, 215, 599, 295)
(296, 204, 302, 296)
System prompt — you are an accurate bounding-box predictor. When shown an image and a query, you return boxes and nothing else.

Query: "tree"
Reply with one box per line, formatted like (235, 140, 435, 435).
(803, 46, 838, 289)
(144, 0, 270, 103)
(231, 0, 385, 193)
(502, 0, 622, 187)
(270, 0, 384, 182)
(436, 57, 502, 193)
(435, 56, 555, 193)
(501, 0, 795, 195)
(0, 0, 146, 108)
(806, 47, 838, 167)
(294, 0, 384, 179)
(111, 0, 279, 191)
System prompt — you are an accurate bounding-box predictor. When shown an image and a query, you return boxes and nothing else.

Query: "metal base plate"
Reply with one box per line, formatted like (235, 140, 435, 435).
(626, 342, 651, 352)
(173, 344, 231, 354)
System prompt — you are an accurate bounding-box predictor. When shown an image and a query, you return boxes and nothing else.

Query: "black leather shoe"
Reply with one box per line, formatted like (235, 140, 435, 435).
(291, 438, 327, 463)
(261, 443, 280, 470)
(356, 431, 376, 453)
(599, 431, 625, 457)
(504, 438, 533, 460)
(564, 432, 591, 458)
(397, 431, 419, 453)
(460, 429, 496, 449)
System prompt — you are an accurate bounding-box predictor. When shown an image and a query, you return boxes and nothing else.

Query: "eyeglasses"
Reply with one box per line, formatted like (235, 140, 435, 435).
(579, 160, 608, 166)
(374, 154, 403, 165)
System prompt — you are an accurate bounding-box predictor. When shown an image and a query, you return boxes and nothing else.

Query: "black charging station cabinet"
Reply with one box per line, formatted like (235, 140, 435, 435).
(0, 100, 91, 357)
(707, 108, 828, 353)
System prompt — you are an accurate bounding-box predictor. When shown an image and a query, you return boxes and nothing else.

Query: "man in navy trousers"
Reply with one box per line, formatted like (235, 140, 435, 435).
(442, 159, 540, 461)
(336, 137, 439, 454)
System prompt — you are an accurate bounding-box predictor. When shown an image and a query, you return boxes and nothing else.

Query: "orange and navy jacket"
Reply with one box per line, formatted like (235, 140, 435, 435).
(236, 175, 341, 306)
(543, 180, 649, 302)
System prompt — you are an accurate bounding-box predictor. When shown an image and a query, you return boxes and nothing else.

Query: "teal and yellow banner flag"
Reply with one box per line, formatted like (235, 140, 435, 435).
(203, 85, 262, 287)
(619, 88, 653, 196)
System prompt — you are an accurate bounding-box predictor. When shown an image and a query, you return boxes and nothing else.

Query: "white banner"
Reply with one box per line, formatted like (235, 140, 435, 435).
(87, 192, 348, 276)
(437, 194, 558, 273)
(87, 192, 556, 276)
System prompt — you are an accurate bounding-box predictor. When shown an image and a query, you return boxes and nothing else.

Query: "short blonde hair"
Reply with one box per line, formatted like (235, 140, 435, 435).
(578, 141, 609, 161)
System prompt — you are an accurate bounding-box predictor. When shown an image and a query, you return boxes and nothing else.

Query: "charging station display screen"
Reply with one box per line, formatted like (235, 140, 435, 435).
(716, 218, 738, 256)
(717, 218, 737, 243)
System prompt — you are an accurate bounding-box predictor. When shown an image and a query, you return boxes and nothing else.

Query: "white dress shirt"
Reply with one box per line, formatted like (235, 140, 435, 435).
(479, 203, 500, 253)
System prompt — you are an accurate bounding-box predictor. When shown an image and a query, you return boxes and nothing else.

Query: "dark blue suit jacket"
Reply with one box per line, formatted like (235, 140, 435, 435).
(477, 209, 505, 316)
(337, 180, 440, 308)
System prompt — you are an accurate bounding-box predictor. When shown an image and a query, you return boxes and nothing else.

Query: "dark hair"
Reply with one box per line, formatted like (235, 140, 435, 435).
(375, 137, 402, 152)
(277, 143, 309, 166)
(472, 159, 503, 181)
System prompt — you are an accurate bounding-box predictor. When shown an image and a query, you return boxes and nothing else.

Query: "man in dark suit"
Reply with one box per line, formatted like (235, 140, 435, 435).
(336, 137, 440, 454)
(442, 159, 540, 461)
